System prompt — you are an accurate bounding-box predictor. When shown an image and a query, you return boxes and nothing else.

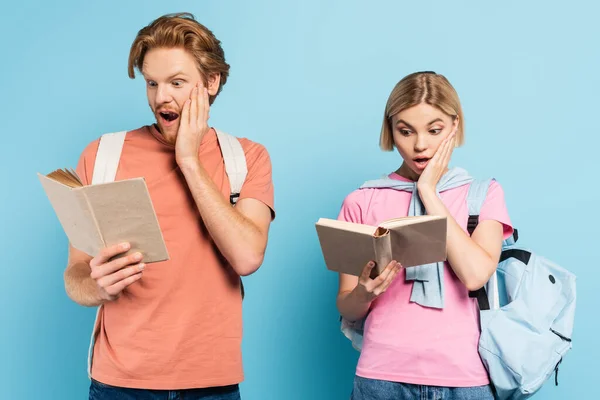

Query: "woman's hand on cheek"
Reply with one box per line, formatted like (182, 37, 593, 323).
(417, 127, 457, 194)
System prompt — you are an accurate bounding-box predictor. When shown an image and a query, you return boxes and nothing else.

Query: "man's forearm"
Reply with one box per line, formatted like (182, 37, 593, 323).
(179, 159, 267, 276)
(64, 262, 104, 307)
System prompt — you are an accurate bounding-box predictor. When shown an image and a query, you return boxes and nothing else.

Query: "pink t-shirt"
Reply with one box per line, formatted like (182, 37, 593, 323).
(337, 172, 513, 387)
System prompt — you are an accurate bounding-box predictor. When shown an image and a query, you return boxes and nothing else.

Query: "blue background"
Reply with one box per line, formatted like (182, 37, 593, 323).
(1, 1, 598, 399)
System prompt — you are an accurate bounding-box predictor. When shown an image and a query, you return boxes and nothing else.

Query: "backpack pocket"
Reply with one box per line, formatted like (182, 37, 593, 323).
(479, 252, 575, 399)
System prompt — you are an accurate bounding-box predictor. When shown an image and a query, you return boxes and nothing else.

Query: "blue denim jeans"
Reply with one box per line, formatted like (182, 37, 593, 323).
(89, 379, 241, 400)
(351, 375, 494, 400)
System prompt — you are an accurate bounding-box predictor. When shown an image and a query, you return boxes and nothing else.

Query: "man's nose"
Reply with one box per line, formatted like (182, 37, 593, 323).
(155, 85, 172, 105)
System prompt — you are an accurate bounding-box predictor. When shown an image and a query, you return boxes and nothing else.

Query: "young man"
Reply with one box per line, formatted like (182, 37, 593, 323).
(64, 13, 275, 399)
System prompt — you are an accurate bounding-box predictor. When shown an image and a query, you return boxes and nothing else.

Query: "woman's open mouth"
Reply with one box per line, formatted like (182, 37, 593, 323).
(413, 157, 430, 169)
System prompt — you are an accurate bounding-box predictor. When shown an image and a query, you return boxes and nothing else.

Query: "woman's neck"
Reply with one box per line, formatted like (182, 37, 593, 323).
(395, 162, 420, 182)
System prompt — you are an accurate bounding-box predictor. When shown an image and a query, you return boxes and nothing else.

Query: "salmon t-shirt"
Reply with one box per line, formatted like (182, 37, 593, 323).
(337, 172, 513, 387)
(75, 125, 275, 390)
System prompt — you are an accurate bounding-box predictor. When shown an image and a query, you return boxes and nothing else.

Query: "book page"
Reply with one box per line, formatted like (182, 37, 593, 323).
(388, 217, 447, 268)
(380, 215, 443, 229)
(46, 168, 84, 188)
(315, 221, 378, 277)
(316, 218, 377, 235)
(38, 173, 104, 255)
(81, 178, 169, 263)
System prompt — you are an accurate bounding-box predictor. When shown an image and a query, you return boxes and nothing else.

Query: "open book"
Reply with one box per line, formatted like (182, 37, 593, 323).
(38, 168, 169, 263)
(315, 215, 447, 277)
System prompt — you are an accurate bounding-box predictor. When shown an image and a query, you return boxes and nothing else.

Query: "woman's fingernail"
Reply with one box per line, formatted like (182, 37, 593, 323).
(139, 263, 145, 271)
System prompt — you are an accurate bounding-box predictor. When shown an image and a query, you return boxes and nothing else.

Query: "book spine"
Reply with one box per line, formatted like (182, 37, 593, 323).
(372, 231, 392, 276)
(80, 189, 106, 249)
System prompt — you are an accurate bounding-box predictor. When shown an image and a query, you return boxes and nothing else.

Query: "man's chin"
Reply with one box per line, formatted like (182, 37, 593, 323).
(155, 121, 179, 144)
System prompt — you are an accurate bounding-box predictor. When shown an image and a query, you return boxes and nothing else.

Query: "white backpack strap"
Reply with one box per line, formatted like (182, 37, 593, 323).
(215, 129, 247, 205)
(87, 307, 102, 378)
(92, 131, 127, 185)
(87, 130, 126, 379)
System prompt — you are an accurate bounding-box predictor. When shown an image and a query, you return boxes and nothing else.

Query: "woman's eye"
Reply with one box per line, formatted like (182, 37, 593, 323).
(147, 81, 157, 87)
(399, 129, 411, 136)
(172, 80, 184, 87)
(430, 129, 442, 135)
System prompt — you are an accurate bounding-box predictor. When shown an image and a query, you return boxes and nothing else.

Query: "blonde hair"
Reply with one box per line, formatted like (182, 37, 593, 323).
(379, 71, 465, 151)
(128, 12, 230, 105)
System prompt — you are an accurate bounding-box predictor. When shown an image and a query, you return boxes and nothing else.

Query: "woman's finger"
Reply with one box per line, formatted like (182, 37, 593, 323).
(371, 260, 397, 286)
(359, 261, 377, 282)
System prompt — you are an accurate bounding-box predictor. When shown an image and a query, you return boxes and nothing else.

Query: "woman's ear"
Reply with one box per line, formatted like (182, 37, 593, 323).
(206, 74, 221, 96)
(452, 115, 460, 133)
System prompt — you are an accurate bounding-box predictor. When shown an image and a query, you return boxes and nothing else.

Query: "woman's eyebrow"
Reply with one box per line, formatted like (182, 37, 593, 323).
(396, 120, 415, 130)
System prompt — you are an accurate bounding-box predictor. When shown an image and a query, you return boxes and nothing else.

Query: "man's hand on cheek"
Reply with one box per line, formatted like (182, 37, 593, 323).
(175, 82, 211, 166)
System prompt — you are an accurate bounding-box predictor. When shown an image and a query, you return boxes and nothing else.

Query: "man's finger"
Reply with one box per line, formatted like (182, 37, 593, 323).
(105, 272, 143, 297)
(181, 99, 190, 126)
(91, 242, 130, 268)
(190, 85, 198, 126)
(90, 255, 145, 287)
(91, 252, 143, 280)
(202, 87, 210, 123)
(196, 84, 205, 123)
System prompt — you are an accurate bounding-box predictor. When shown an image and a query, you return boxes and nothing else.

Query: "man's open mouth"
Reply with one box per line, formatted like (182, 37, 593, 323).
(159, 111, 179, 122)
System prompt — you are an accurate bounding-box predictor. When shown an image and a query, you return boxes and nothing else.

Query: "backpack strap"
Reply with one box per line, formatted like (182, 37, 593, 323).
(87, 130, 127, 379)
(214, 129, 248, 299)
(465, 179, 500, 311)
(466, 178, 492, 235)
(91, 131, 127, 185)
(215, 129, 247, 205)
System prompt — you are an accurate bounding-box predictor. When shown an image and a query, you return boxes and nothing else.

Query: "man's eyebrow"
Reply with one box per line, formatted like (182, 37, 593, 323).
(142, 71, 188, 81)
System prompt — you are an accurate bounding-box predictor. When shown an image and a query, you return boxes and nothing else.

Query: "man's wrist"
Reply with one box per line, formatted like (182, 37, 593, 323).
(177, 156, 202, 172)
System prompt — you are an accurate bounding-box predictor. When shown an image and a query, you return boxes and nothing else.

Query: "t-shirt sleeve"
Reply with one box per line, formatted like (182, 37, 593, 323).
(74, 140, 100, 186)
(479, 180, 514, 240)
(238, 142, 275, 218)
(337, 190, 365, 224)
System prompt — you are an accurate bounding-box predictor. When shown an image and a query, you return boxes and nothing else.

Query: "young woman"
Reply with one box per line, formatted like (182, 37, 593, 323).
(336, 71, 514, 400)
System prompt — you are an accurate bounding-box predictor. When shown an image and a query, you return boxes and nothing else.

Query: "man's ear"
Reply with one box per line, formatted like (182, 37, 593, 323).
(207, 73, 221, 96)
